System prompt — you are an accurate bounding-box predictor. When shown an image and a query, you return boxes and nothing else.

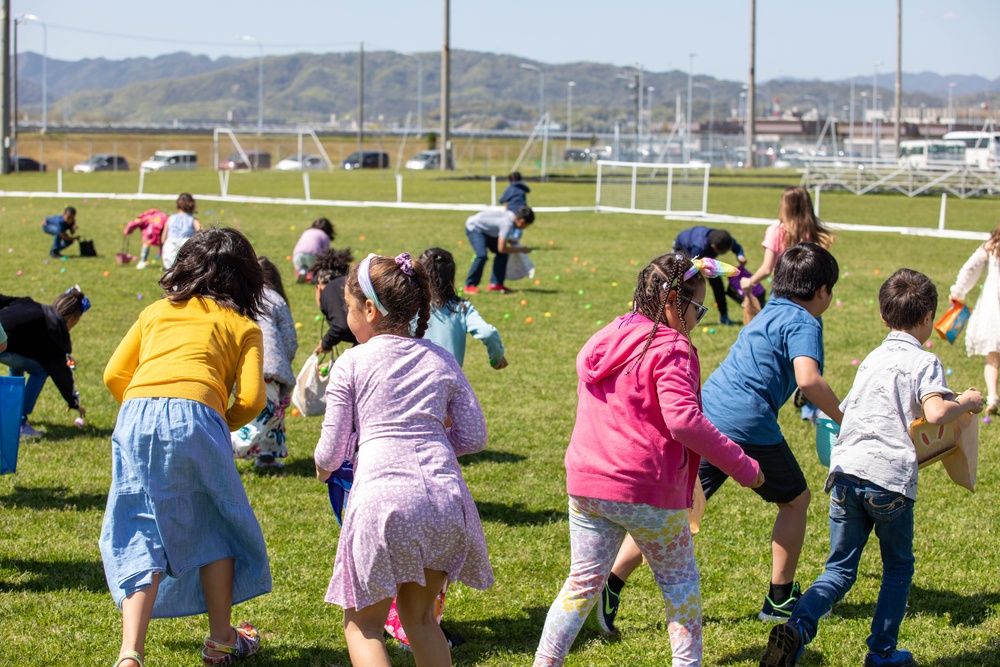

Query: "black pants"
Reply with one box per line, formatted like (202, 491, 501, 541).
(708, 276, 743, 318)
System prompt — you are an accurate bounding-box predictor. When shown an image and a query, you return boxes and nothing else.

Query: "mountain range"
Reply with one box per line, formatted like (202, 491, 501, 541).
(11, 50, 999, 131)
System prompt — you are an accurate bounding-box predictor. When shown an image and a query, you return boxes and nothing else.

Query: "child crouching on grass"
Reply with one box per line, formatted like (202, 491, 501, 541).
(760, 269, 983, 667)
(101, 228, 271, 667)
(533, 253, 764, 667)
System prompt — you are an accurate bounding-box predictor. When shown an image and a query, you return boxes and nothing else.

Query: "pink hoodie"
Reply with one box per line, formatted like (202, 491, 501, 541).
(565, 313, 760, 510)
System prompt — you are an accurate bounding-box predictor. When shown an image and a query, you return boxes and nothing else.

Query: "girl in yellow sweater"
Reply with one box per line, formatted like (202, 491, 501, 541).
(101, 228, 271, 667)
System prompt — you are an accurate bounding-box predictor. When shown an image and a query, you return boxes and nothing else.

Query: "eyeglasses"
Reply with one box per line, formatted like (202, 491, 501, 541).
(679, 295, 708, 323)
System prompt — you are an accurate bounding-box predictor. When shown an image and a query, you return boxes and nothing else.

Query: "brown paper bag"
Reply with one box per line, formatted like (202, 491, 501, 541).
(742, 294, 762, 325)
(942, 412, 978, 492)
(910, 418, 959, 467)
(688, 476, 707, 534)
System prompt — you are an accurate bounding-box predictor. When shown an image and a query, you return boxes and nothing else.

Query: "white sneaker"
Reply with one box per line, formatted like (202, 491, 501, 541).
(136, 261, 148, 270)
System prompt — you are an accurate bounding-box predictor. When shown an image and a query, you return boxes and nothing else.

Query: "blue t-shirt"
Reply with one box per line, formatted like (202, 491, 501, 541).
(703, 297, 824, 445)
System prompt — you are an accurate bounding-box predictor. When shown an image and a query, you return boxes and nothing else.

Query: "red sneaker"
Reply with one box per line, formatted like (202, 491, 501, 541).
(463, 285, 480, 294)
(487, 284, 515, 294)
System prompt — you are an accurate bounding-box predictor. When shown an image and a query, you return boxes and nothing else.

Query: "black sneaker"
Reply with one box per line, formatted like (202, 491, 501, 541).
(594, 578, 622, 634)
(758, 583, 801, 622)
(759, 622, 804, 667)
(49, 250, 61, 258)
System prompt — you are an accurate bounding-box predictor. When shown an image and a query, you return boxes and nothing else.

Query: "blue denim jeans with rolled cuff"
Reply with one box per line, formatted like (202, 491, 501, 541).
(464, 228, 508, 287)
(791, 473, 914, 656)
(0, 352, 48, 424)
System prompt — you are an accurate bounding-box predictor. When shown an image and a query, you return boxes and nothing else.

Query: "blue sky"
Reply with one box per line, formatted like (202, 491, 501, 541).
(10, 0, 999, 82)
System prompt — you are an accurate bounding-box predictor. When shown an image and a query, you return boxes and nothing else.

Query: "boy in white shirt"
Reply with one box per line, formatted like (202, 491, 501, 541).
(760, 268, 983, 667)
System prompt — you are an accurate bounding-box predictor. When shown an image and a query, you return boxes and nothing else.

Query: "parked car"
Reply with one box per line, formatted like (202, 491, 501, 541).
(140, 150, 198, 172)
(404, 150, 453, 170)
(275, 154, 329, 171)
(342, 151, 390, 170)
(563, 148, 589, 163)
(219, 150, 271, 171)
(73, 154, 129, 173)
(8, 156, 46, 172)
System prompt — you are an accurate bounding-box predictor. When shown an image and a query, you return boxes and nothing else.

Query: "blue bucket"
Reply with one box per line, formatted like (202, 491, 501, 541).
(0, 376, 25, 474)
(815, 418, 839, 468)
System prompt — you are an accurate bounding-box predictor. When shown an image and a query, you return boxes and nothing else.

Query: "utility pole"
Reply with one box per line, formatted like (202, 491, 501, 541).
(1, 0, 10, 174)
(746, 0, 756, 168)
(893, 0, 902, 153)
(357, 42, 364, 165)
(440, 0, 451, 171)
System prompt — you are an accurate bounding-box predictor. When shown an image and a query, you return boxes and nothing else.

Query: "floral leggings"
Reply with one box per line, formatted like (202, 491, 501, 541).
(533, 496, 702, 667)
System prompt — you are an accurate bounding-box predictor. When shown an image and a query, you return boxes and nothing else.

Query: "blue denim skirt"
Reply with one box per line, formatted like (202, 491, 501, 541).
(99, 397, 272, 618)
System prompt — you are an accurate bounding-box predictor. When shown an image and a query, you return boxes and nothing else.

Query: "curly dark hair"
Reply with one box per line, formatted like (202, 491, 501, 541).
(346, 254, 431, 338)
(627, 251, 704, 373)
(159, 227, 264, 320)
(418, 247, 464, 312)
(313, 247, 354, 286)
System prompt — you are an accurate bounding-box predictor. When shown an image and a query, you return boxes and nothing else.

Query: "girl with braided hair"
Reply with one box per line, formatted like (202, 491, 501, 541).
(533, 252, 764, 667)
(314, 252, 493, 666)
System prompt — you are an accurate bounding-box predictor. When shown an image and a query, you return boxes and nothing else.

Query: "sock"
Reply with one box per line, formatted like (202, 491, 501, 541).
(769, 582, 793, 603)
(607, 572, 626, 595)
(140, 246, 150, 262)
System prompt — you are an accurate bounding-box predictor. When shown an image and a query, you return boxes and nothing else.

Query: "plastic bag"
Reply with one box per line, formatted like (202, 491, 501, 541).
(934, 302, 971, 344)
(505, 251, 535, 281)
(291, 353, 329, 416)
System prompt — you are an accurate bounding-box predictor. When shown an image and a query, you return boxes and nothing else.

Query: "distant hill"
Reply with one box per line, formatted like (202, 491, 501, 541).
(12, 50, 999, 132)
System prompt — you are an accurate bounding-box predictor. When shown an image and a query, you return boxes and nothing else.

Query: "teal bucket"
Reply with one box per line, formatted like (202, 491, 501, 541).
(815, 418, 839, 468)
(0, 376, 25, 474)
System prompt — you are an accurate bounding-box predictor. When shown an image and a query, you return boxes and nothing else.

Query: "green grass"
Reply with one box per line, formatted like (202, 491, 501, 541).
(1, 173, 998, 666)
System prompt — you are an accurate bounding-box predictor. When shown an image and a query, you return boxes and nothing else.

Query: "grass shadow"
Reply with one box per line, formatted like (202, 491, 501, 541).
(36, 423, 115, 440)
(440, 604, 554, 658)
(830, 584, 1000, 627)
(0, 484, 107, 511)
(159, 644, 354, 666)
(462, 449, 527, 465)
(923, 639, 1000, 666)
(0, 556, 107, 593)
(475, 501, 565, 527)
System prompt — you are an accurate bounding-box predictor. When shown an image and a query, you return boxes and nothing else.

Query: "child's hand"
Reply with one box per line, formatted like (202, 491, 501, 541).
(740, 276, 753, 292)
(751, 470, 765, 488)
(491, 356, 509, 370)
(960, 388, 984, 414)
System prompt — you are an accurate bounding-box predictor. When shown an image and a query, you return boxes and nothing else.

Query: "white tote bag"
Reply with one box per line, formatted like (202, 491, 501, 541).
(505, 251, 535, 281)
(292, 353, 329, 416)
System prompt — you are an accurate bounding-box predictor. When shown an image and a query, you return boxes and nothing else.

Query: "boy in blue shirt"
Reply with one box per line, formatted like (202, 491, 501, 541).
(499, 171, 530, 212)
(760, 269, 982, 667)
(673, 226, 748, 325)
(42, 206, 79, 258)
(593, 243, 843, 635)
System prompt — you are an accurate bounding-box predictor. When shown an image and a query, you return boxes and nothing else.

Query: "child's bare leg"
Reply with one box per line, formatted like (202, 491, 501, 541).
(984, 352, 999, 411)
(395, 569, 452, 667)
(771, 489, 810, 584)
(610, 534, 645, 581)
(200, 558, 235, 658)
(119, 573, 160, 666)
(343, 598, 394, 667)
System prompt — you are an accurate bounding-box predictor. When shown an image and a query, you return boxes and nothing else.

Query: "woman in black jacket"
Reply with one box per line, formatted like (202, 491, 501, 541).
(0, 287, 89, 437)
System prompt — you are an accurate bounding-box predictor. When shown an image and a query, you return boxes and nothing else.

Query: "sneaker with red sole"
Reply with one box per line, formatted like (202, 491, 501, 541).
(487, 284, 515, 294)
(463, 285, 480, 294)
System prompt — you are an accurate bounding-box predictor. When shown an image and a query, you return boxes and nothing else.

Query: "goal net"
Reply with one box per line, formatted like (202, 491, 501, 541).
(595, 160, 710, 216)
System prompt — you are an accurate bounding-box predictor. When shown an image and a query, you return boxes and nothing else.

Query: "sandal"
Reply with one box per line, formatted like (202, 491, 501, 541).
(112, 651, 143, 667)
(201, 622, 261, 666)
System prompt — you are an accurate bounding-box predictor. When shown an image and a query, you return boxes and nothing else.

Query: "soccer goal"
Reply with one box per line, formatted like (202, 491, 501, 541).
(595, 160, 710, 217)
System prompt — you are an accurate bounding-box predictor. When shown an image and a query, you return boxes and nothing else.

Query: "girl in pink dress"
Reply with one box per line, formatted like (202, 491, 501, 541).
(742, 186, 834, 294)
(314, 252, 493, 666)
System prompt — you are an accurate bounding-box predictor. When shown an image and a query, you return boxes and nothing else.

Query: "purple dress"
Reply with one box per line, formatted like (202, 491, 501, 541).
(314, 335, 494, 610)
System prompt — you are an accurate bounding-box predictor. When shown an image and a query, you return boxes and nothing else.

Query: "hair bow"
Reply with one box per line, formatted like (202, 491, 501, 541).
(66, 284, 91, 313)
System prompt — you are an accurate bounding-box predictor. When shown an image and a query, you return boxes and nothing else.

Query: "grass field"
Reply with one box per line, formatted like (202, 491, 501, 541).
(0, 171, 998, 666)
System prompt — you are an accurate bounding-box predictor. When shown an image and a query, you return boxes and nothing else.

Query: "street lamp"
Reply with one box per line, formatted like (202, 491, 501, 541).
(17, 14, 46, 133)
(519, 63, 544, 122)
(566, 81, 575, 150)
(686, 53, 695, 162)
(860, 91, 869, 159)
(947, 81, 957, 132)
(693, 82, 713, 159)
(646, 85, 654, 152)
(872, 62, 881, 162)
(849, 74, 857, 161)
(401, 52, 423, 133)
(236, 35, 264, 133)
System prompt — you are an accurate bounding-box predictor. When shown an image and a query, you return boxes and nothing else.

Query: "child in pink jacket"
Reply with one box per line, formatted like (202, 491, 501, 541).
(123, 209, 168, 270)
(533, 252, 764, 667)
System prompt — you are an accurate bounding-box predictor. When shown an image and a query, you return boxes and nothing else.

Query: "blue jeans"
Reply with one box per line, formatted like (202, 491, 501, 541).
(792, 473, 914, 655)
(464, 228, 507, 287)
(51, 234, 74, 255)
(0, 352, 48, 424)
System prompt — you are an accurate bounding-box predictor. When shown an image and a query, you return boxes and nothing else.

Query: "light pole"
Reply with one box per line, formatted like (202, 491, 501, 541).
(693, 82, 713, 159)
(566, 81, 575, 150)
(519, 63, 544, 122)
(236, 35, 264, 133)
(849, 74, 857, 161)
(646, 85, 654, 152)
(872, 62, 881, 162)
(401, 52, 423, 133)
(860, 91, 868, 159)
(686, 53, 695, 162)
(947, 81, 956, 132)
(17, 14, 45, 133)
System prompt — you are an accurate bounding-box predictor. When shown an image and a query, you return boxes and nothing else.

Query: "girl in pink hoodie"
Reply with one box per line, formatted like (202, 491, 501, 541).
(533, 252, 764, 667)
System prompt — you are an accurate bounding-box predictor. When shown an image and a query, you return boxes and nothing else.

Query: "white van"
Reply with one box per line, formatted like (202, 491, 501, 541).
(140, 150, 198, 172)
